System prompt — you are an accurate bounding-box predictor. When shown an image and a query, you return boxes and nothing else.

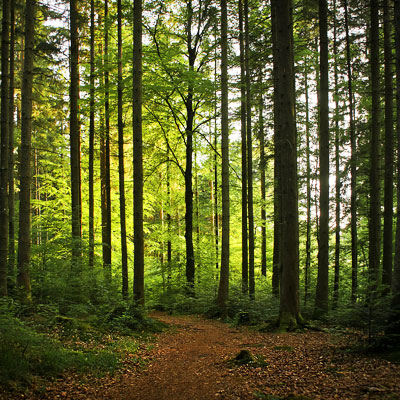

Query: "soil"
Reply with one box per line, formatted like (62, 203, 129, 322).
(11, 313, 400, 399)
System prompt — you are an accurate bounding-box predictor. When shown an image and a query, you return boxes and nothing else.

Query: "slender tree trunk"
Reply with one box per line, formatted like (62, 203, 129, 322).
(70, 0, 82, 263)
(392, 0, 400, 323)
(304, 61, 311, 307)
(217, 0, 229, 316)
(184, 0, 195, 292)
(103, 0, 112, 277)
(118, 0, 128, 298)
(258, 74, 267, 277)
(239, 0, 248, 294)
(333, 0, 340, 309)
(167, 148, 172, 286)
(315, 0, 329, 317)
(344, 0, 358, 303)
(271, 0, 280, 297)
(273, 0, 301, 329)
(0, 0, 10, 296)
(17, 0, 35, 301)
(382, 0, 393, 291)
(244, 0, 255, 299)
(8, 0, 15, 287)
(214, 119, 219, 272)
(88, 0, 95, 268)
(133, 0, 144, 304)
(369, 0, 381, 293)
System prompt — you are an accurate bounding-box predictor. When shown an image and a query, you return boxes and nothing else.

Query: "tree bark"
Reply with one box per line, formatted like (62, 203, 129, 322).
(382, 0, 393, 291)
(17, 0, 35, 301)
(239, 0, 248, 294)
(70, 0, 82, 263)
(273, 0, 301, 330)
(369, 0, 381, 293)
(344, 0, 358, 303)
(0, 0, 10, 296)
(118, 0, 128, 298)
(217, 0, 230, 316)
(315, 0, 330, 317)
(133, 0, 144, 304)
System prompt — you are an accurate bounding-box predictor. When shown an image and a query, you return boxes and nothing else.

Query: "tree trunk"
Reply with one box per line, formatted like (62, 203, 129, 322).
(315, 0, 329, 317)
(271, 0, 280, 297)
(133, 0, 144, 304)
(258, 74, 266, 278)
(118, 0, 128, 298)
(8, 0, 15, 287)
(217, 0, 230, 316)
(88, 0, 95, 268)
(17, 0, 35, 301)
(333, 0, 340, 309)
(0, 0, 10, 297)
(245, 0, 255, 299)
(344, 0, 358, 303)
(70, 0, 82, 263)
(239, 0, 248, 294)
(369, 0, 381, 293)
(273, 0, 301, 330)
(382, 0, 393, 291)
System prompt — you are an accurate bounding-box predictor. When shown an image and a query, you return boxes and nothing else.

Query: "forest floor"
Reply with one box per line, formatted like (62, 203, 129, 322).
(6, 312, 400, 400)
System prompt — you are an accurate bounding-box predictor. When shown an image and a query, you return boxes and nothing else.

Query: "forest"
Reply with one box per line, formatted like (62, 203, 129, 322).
(0, 0, 400, 398)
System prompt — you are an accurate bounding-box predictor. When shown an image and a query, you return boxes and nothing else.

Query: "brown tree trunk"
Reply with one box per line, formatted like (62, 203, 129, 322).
(133, 0, 144, 304)
(369, 0, 381, 293)
(239, 0, 248, 295)
(382, 0, 393, 291)
(315, 0, 330, 317)
(0, 0, 10, 296)
(118, 0, 128, 298)
(70, 0, 82, 263)
(344, 0, 358, 303)
(17, 0, 35, 301)
(217, 0, 230, 316)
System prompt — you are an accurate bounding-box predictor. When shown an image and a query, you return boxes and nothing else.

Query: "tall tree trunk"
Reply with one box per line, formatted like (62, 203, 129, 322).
(239, 0, 248, 294)
(214, 117, 219, 272)
(273, 0, 301, 329)
(382, 0, 393, 291)
(258, 73, 267, 277)
(70, 0, 82, 263)
(167, 147, 172, 286)
(118, 0, 128, 298)
(369, 0, 381, 293)
(0, 0, 10, 296)
(245, 0, 255, 299)
(17, 0, 35, 301)
(333, 0, 340, 309)
(304, 60, 311, 306)
(8, 0, 15, 287)
(392, 0, 400, 326)
(271, 0, 280, 297)
(217, 0, 230, 316)
(133, 0, 144, 304)
(315, 0, 329, 317)
(344, 0, 358, 303)
(88, 0, 95, 268)
(184, 0, 195, 292)
(103, 0, 112, 277)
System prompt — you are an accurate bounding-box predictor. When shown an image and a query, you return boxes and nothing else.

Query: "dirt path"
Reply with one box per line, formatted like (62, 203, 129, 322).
(37, 313, 400, 399)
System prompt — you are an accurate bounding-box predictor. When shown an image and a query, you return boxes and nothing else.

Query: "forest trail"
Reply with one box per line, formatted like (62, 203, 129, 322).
(39, 313, 400, 400)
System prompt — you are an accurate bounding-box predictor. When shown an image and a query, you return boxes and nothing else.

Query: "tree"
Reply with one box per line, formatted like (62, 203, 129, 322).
(70, 0, 82, 263)
(315, 0, 329, 317)
(133, 0, 144, 304)
(0, 0, 10, 296)
(272, 0, 301, 329)
(118, 0, 129, 298)
(217, 0, 229, 316)
(369, 0, 381, 292)
(17, 0, 36, 301)
(382, 0, 393, 291)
